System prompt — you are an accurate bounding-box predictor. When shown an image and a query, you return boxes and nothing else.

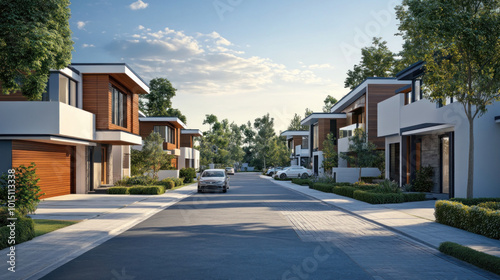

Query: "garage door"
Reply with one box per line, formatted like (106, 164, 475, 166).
(12, 141, 75, 199)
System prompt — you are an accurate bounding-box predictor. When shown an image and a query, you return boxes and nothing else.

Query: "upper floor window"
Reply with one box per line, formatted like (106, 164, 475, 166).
(302, 136, 309, 149)
(59, 74, 77, 107)
(313, 124, 319, 150)
(154, 125, 176, 144)
(111, 86, 126, 127)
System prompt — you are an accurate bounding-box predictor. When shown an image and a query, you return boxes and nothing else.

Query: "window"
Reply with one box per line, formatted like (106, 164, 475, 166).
(111, 86, 126, 127)
(153, 125, 176, 144)
(313, 124, 319, 149)
(302, 136, 309, 149)
(58, 74, 77, 107)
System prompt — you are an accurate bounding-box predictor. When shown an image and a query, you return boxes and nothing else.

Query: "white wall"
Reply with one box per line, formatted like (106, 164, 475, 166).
(75, 145, 87, 194)
(337, 138, 349, 167)
(378, 94, 403, 137)
(158, 170, 179, 180)
(333, 167, 381, 183)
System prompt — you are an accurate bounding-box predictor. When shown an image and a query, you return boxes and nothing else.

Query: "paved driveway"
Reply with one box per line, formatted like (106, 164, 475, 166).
(41, 173, 497, 280)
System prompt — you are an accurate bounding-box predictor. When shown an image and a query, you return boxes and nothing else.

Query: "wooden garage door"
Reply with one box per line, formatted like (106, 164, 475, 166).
(12, 141, 75, 199)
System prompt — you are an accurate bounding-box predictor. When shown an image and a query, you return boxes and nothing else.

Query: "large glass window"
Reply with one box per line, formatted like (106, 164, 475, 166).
(313, 124, 319, 149)
(302, 136, 309, 149)
(111, 86, 126, 127)
(58, 74, 77, 107)
(153, 125, 175, 144)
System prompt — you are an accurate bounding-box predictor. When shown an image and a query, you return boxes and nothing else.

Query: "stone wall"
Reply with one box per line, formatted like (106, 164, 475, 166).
(421, 134, 440, 193)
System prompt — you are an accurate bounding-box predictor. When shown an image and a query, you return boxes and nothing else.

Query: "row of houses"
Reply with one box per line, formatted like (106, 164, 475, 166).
(0, 63, 201, 199)
(282, 62, 500, 198)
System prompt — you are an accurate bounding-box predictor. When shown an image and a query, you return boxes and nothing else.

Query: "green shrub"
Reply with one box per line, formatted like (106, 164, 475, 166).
(291, 178, 312, 187)
(411, 165, 434, 192)
(477, 202, 500, 210)
(0, 215, 35, 249)
(374, 179, 401, 193)
(274, 177, 292, 181)
(439, 242, 500, 275)
(403, 193, 426, 202)
(360, 177, 381, 183)
(107, 187, 129, 195)
(311, 183, 334, 193)
(435, 200, 500, 239)
(0, 163, 44, 215)
(121, 175, 158, 186)
(332, 186, 357, 198)
(353, 190, 405, 204)
(180, 168, 196, 183)
(450, 197, 500, 206)
(160, 178, 175, 189)
(141, 186, 165, 195)
(172, 178, 184, 187)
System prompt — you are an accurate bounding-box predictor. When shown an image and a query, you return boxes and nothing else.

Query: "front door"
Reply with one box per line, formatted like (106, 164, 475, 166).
(101, 146, 108, 185)
(314, 156, 319, 175)
(440, 134, 453, 196)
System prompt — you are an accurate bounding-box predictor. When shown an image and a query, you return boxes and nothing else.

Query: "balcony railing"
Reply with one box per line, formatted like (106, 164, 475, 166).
(339, 123, 365, 139)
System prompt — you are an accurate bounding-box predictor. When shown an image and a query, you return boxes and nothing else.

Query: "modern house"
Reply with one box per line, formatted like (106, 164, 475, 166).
(138, 117, 202, 174)
(280, 130, 310, 167)
(0, 63, 149, 198)
(378, 61, 500, 198)
(301, 78, 411, 176)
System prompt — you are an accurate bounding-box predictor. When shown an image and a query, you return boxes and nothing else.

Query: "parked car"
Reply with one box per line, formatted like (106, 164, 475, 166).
(198, 169, 229, 193)
(274, 166, 312, 179)
(225, 167, 235, 175)
(266, 167, 284, 177)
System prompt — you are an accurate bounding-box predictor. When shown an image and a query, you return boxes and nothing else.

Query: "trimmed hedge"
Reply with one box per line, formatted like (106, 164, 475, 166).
(180, 168, 196, 183)
(107, 187, 129, 194)
(450, 197, 500, 206)
(435, 200, 500, 239)
(160, 179, 176, 189)
(291, 178, 312, 187)
(0, 216, 35, 249)
(403, 193, 426, 202)
(310, 183, 334, 193)
(353, 190, 405, 204)
(274, 177, 292, 181)
(478, 202, 500, 211)
(128, 185, 165, 195)
(172, 178, 184, 187)
(439, 241, 500, 275)
(332, 186, 357, 198)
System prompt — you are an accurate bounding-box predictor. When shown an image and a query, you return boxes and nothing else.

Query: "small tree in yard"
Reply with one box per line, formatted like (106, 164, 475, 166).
(142, 132, 175, 180)
(396, 0, 500, 198)
(340, 129, 379, 182)
(0, 163, 44, 215)
(321, 132, 338, 176)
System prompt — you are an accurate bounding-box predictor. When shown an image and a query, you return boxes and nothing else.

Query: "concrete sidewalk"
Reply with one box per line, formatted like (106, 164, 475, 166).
(264, 176, 500, 258)
(0, 184, 197, 280)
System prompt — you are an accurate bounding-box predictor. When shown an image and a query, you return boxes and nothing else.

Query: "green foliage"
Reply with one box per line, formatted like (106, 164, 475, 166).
(439, 242, 500, 275)
(450, 197, 500, 206)
(127, 186, 165, 195)
(172, 178, 184, 187)
(267, 136, 290, 168)
(332, 186, 357, 198)
(34, 219, 78, 237)
(179, 168, 196, 183)
(331, 183, 424, 203)
(160, 178, 175, 189)
(323, 95, 338, 112)
(114, 175, 157, 186)
(139, 77, 186, 123)
(107, 187, 129, 194)
(310, 183, 334, 193)
(253, 113, 276, 169)
(0, 163, 44, 215)
(0, 0, 73, 100)
(435, 200, 500, 239)
(344, 37, 402, 89)
(0, 208, 35, 249)
(142, 132, 175, 179)
(130, 149, 149, 176)
(403, 193, 426, 202)
(287, 113, 308, 131)
(477, 202, 500, 211)
(375, 179, 401, 193)
(340, 129, 380, 182)
(353, 190, 405, 204)
(411, 166, 434, 192)
(321, 132, 338, 174)
(291, 178, 313, 187)
(274, 177, 292, 181)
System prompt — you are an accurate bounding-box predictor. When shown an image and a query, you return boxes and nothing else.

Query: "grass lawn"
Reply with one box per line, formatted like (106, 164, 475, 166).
(34, 219, 80, 237)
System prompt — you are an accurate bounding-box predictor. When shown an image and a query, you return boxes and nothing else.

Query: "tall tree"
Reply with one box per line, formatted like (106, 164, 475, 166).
(253, 113, 276, 169)
(323, 95, 338, 112)
(344, 37, 399, 90)
(396, 0, 500, 198)
(141, 132, 175, 180)
(267, 136, 290, 167)
(322, 132, 338, 175)
(0, 0, 73, 100)
(140, 77, 187, 123)
(287, 113, 308, 131)
(304, 108, 313, 118)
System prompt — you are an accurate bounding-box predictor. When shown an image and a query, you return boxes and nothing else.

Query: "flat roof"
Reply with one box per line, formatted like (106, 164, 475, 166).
(280, 130, 309, 137)
(181, 129, 203, 137)
(300, 113, 346, 126)
(330, 78, 411, 113)
(71, 63, 149, 94)
(396, 60, 425, 80)
(139, 117, 187, 129)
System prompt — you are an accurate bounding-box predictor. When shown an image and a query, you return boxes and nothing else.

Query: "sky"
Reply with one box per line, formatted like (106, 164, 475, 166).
(70, 0, 405, 133)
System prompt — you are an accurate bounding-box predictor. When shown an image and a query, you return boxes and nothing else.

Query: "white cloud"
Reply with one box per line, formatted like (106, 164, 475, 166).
(105, 27, 331, 95)
(77, 21, 87, 30)
(129, 0, 148, 10)
(138, 25, 145, 30)
(308, 63, 334, 70)
(82, 44, 95, 48)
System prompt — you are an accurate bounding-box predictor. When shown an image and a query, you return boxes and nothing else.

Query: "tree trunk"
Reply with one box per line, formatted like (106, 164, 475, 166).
(358, 167, 362, 182)
(467, 118, 474, 198)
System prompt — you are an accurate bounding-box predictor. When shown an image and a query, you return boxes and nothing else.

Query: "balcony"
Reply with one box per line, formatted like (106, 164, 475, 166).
(339, 123, 365, 139)
(0, 101, 94, 144)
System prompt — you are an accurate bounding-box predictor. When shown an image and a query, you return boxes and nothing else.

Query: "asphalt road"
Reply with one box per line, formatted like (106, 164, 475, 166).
(41, 173, 495, 280)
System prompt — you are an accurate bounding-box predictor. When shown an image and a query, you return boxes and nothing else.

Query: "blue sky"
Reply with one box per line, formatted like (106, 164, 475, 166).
(70, 0, 404, 132)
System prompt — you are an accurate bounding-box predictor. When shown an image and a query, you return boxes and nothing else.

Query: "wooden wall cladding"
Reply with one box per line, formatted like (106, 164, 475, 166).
(367, 84, 403, 149)
(317, 119, 331, 151)
(139, 121, 180, 150)
(293, 136, 302, 147)
(132, 94, 139, 135)
(180, 134, 192, 148)
(12, 141, 74, 199)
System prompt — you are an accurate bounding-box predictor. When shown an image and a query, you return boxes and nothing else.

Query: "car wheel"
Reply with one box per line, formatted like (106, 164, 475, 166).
(269, 172, 274, 177)
(301, 173, 309, 179)
(222, 187, 227, 193)
(280, 173, 287, 179)
(197, 189, 202, 193)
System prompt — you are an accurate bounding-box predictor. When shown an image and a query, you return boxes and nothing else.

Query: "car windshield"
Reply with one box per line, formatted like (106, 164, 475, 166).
(202, 171, 225, 178)
(225, 168, 232, 171)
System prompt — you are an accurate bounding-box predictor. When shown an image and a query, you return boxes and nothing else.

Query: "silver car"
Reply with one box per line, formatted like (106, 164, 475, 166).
(198, 169, 229, 193)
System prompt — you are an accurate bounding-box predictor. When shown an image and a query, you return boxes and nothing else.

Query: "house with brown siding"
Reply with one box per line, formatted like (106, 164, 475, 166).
(279, 130, 310, 167)
(301, 78, 411, 176)
(0, 63, 149, 198)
